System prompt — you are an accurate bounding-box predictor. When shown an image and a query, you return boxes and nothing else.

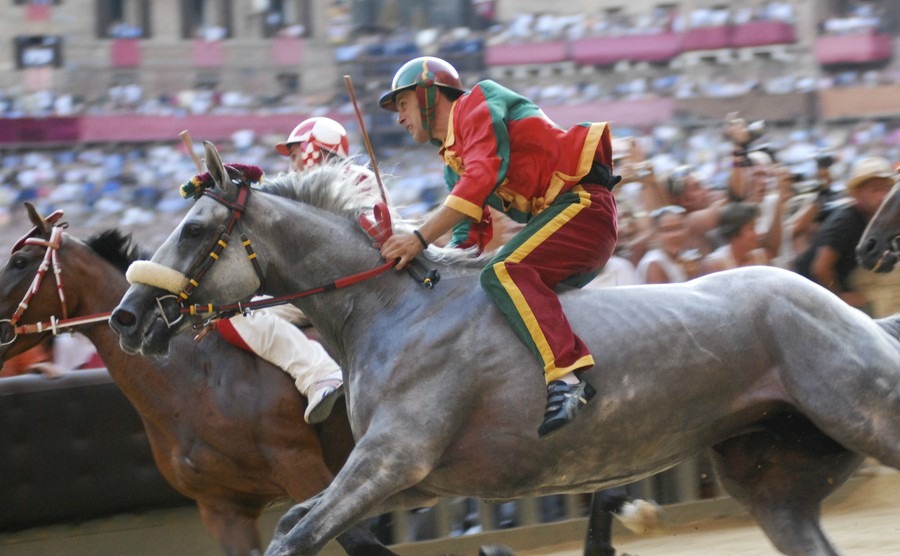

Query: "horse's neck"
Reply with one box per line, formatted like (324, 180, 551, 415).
(70, 253, 180, 411)
(256, 201, 388, 331)
(251, 195, 490, 361)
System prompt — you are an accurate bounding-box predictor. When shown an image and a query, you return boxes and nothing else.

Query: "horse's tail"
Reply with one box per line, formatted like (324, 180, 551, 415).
(875, 313, 900, 341)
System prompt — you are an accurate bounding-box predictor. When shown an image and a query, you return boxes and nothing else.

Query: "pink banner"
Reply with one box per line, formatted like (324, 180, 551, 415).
(0, 117, 79, 144)
(731, 21, 796, 48)
(485, 41, 568, 66)
(814, 33, 892, 64)
(77, 114, 351, 143)
(111, 39, 141, 68)
(272, 37, 304, 66)
(25, 4, 51, 20)
(682, 26, 730, 51)
(570, 33, 682, 65)
(193, 40, 225, 67)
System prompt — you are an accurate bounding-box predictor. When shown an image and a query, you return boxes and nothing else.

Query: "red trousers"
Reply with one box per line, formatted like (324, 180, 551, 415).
(480, 184, 618, 382)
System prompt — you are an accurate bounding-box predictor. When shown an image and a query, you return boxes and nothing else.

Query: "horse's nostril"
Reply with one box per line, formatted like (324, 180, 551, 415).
(113, 309, 136, 327)
(861, 238, 877, 253)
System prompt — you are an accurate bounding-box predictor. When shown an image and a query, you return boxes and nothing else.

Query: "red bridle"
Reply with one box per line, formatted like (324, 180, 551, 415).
(0, 216, 112, 346)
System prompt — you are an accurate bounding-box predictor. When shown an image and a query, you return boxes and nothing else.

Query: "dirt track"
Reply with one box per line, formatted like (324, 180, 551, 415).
(2, 467, 896, 555)
(521, 467, 900, 556)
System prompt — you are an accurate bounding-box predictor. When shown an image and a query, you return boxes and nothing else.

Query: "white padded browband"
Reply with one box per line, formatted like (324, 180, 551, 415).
(125, 261, 190, 295)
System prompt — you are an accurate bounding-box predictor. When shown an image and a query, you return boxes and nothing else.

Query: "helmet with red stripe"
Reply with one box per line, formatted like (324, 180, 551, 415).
(275, 117, 349, 169)
(378, 57, 466, 133)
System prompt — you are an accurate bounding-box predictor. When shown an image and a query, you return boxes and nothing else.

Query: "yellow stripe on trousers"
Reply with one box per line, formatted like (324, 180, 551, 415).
(490, 187, 592, 376)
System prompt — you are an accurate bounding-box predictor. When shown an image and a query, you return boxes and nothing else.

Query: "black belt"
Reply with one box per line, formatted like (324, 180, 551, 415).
(580, 162, 621, 191)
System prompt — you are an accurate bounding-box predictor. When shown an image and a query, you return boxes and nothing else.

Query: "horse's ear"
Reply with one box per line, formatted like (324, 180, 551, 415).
(24, 202, 50, 235)
(203, 141, 235, 196)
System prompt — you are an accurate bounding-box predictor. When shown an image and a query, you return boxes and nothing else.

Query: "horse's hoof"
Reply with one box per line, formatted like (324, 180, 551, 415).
(616, 499, 667, 534)
(478, 544, 516, 556)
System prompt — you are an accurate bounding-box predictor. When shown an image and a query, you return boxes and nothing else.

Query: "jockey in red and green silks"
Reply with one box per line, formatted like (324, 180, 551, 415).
(439, 80, 618, 383)
(379, 56, 619, 437)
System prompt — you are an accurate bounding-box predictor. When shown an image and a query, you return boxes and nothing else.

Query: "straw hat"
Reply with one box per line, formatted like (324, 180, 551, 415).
(846, 156, 895, 192)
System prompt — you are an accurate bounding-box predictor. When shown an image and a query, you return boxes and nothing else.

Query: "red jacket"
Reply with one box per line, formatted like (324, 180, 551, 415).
(440, 80, 613, 227)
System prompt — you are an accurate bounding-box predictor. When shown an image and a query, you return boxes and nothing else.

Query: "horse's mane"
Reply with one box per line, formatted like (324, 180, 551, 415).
(259, 161, 378, 218)
(258, 162, 487, 268)
(85, 229, 149, 273)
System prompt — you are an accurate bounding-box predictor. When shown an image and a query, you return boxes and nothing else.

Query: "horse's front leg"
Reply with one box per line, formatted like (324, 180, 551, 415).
(265, 436, 435, 556)
(269, 495, 398, 556)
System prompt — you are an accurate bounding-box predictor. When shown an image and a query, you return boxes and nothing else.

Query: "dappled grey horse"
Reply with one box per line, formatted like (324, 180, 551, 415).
(111, 142, 900, 556)
(857, 180, 900, 272)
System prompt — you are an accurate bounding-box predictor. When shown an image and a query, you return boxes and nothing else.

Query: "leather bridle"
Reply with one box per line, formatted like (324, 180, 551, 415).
(0, 213, 112, 346)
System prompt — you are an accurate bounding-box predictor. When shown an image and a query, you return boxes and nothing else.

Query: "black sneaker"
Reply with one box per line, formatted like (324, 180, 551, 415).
(538, 379, 597, 438)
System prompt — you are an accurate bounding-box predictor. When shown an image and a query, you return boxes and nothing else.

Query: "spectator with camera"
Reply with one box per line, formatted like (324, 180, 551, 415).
(783, 151, 843, 267)
(614, 136, 725, 258)
(724, 113, 792, 266)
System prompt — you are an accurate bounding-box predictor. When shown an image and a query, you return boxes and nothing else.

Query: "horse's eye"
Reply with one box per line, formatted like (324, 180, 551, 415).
(9, 255, 29, 270)
(182, 223, 202, 239)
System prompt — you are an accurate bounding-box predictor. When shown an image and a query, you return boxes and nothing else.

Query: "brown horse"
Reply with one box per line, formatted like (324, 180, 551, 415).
(0, 204, 391, 556)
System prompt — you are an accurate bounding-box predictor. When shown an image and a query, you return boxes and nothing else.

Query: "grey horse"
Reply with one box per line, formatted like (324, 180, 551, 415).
(111, 143, 900, 556)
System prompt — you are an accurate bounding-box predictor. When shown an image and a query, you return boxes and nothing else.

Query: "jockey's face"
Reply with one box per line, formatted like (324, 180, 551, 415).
(287, 143, 305, 172)
(395, 90, 430, 144)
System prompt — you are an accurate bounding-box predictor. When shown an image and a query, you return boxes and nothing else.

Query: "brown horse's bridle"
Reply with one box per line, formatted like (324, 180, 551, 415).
(0, 216, 112, 346)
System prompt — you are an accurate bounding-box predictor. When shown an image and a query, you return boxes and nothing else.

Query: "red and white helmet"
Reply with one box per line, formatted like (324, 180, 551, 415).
(275, 117, 350, 169)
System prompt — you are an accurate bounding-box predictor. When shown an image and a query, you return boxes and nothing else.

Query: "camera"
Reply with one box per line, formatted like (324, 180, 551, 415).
(745, 120, 766, 144)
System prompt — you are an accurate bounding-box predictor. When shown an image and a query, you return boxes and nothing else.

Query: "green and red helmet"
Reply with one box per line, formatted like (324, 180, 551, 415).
(378, 56, 466, 133)
(379, 56, 465, 111)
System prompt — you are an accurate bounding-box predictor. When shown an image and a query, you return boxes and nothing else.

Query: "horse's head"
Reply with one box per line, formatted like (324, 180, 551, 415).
(111, 141, 267, 357)
(0, 203, 74, 363)
(857, 181, 900, 273)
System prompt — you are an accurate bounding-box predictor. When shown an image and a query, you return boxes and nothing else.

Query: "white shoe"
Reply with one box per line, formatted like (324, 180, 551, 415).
(304, 379, 344, 424)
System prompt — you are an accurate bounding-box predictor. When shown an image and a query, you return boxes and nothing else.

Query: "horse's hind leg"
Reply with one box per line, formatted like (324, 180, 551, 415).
(710, 415, 863, 556)
(583, 488, 625, 556)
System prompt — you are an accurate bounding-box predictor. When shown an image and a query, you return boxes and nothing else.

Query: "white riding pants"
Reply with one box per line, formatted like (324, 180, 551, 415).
(222, 304, 342, 396)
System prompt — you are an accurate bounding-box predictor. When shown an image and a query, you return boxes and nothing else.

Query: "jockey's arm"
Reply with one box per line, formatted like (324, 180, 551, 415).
(381, 204, 467, 270)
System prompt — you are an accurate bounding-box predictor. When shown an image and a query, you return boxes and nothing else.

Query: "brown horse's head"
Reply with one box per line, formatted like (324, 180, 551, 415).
(857, 181, 900, 272)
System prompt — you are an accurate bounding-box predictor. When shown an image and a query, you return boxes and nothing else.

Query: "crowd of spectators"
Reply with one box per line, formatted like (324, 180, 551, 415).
(486, 1, 797, 44)
(1, 115, 897, 306)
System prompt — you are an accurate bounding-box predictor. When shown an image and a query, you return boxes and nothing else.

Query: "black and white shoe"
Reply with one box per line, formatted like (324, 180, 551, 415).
(537, 379, 596, 438)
